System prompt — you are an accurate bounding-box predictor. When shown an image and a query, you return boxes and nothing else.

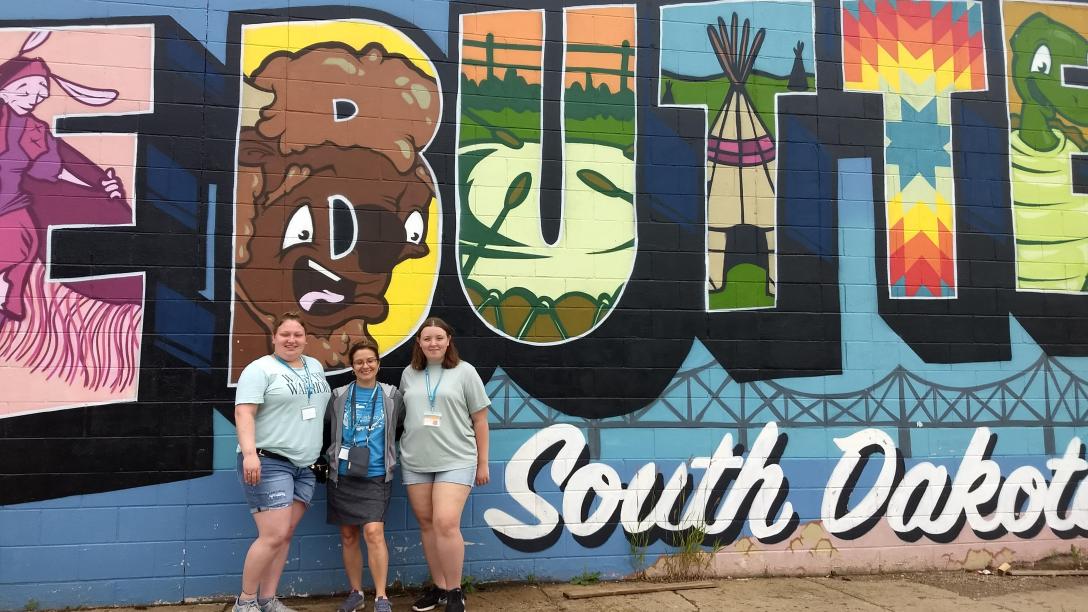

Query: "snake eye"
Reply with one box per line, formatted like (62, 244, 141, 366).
(283, 204, 314, 250)
(1030, 44, 1052, 74)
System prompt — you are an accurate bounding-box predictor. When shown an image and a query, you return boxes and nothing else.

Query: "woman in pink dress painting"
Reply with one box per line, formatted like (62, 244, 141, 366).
(0, 30, 125, 323)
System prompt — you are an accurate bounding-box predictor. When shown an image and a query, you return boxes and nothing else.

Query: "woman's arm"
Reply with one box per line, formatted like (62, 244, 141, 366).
(236, 403, 261, 485)
(394, 388, 406, 442)
(322, 389, 339, 459)
(471, 407, 490, 486)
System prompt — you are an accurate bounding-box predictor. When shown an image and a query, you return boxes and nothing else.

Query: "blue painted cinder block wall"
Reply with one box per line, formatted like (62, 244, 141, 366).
(4, 0, 1088, 609)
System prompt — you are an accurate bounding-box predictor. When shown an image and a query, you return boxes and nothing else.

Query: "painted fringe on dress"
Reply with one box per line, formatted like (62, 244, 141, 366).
(0, 262, 141, 392)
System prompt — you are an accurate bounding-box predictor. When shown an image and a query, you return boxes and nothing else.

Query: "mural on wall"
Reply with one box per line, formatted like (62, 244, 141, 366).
(456, 6, 636, 343)
(1005, 3, 1088, 295)
(484, 159, 1088, 556)
(2, 2, 1088, 606)
(659, 0, 816, 310)
(0, 25, 151, 418)
(229, 19, 442, 377)
(842, 0, 987, 299)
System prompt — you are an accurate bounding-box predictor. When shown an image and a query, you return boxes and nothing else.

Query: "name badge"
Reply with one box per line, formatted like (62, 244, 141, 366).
(422, 414, 441, 427)
(301, 406, 317, 421)
(339, 447, 350, 460)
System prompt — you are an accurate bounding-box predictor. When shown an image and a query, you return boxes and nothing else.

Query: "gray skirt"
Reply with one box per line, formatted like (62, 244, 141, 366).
(326, 475, 391, 526)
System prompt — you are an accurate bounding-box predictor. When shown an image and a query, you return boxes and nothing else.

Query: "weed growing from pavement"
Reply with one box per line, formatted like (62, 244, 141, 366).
(460, 575, 479, 593)
(628, 527, 652, 578)
(663, 521, 723, 580)
(569, 570, 601, 586)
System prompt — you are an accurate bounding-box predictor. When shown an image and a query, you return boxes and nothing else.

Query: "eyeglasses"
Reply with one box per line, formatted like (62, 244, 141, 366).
(354, 358, 379, 366)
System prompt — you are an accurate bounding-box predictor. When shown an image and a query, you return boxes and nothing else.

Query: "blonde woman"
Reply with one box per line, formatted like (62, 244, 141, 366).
(234, 313, 331, 612)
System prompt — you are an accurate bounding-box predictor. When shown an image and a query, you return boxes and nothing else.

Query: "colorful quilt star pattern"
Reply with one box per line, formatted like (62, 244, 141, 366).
(842, 0, 986, 297)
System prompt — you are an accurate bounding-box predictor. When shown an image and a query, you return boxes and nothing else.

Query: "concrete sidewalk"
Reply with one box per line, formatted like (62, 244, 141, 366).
(63, 574, 1088, 612)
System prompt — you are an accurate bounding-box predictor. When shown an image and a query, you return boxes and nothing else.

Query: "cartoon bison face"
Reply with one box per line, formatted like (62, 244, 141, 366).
(235, 128, 433, 333)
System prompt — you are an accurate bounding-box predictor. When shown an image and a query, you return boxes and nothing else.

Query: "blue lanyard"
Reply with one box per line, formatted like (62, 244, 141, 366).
(274, 355, 314, 400)
(424, 366, 444, 411)
(347, 383, 379, 445)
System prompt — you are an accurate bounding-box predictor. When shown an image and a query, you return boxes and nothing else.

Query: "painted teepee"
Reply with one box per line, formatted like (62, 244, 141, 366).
(706, 14, 776, 298)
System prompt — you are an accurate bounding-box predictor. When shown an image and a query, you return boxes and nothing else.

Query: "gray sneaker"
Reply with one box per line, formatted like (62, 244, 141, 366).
(374, 596, 393, 612)
(233, 600, 261, 612)
(261, 598, 298, 612)
(337, 591, 366, 612)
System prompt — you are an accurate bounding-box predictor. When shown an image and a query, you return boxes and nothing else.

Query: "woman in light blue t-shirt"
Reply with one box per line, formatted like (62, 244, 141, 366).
(233, 312, 331, 612)
(399, 318, 490, 612)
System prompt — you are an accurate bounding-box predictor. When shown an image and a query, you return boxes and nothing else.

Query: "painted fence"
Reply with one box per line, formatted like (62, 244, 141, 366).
(1, 0, 1088, 608)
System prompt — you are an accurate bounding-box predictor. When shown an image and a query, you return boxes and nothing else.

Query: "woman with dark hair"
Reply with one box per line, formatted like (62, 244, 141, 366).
(0, 31, 125, 322)
(234, 312, 332, 612)
(324, 340, 403, 612)
(399, 318, 490, 612)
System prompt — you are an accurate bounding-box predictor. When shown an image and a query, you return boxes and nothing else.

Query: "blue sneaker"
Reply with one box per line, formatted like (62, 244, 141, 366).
(337, 591, 366, 612)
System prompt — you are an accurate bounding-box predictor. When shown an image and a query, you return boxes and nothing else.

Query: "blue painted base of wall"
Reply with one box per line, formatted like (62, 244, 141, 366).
(0, 462, 648, 610)
(7, 420, 1083, 609)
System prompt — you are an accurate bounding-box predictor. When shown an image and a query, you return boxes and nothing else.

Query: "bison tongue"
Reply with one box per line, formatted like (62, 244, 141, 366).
(299, 289, 345, 312)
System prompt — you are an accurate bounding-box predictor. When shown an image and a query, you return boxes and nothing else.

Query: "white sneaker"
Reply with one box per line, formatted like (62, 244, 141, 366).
(233, 600, 261, 612)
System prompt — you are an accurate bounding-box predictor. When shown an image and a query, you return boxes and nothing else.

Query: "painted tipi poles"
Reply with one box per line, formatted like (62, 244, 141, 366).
(706, 14, 777, 300)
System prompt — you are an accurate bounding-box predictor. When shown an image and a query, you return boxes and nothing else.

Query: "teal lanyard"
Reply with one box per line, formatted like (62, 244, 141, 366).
(424, 366, 444, 410)
(274, 355, 313, 400)
(347, 383, 379, 446)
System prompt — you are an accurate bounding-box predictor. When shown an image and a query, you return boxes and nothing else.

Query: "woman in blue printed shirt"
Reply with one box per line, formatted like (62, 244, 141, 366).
(325, 340, 404, 612)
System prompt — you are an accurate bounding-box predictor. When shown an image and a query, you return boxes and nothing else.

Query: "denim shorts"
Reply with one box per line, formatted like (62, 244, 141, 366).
(237, 453, 316, 513)
(401, 465, 476, 487)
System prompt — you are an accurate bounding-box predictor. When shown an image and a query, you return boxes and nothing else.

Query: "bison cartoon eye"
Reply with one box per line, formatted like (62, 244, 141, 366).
(328, 195, 359, 260)
(332, 98, 358, 123)
(282, 204, 314, 250)
(404, 210, 424, 245)
(1031, 44, 1052, 74)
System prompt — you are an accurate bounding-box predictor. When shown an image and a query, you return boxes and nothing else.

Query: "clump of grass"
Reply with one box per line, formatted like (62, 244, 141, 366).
(460, 575, 479, 594)
(662, 522, 722, 580)
(628, 528, 652, 578)
(569, 570, 601, 586)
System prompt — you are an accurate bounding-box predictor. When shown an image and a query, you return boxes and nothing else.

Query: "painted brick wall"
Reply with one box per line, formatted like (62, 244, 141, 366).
(3, 0, 1088, 609)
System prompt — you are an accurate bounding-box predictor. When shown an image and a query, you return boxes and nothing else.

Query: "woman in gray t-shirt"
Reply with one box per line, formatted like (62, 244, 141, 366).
(232, 312, 331, 612)
(399, 317, 490, 612)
